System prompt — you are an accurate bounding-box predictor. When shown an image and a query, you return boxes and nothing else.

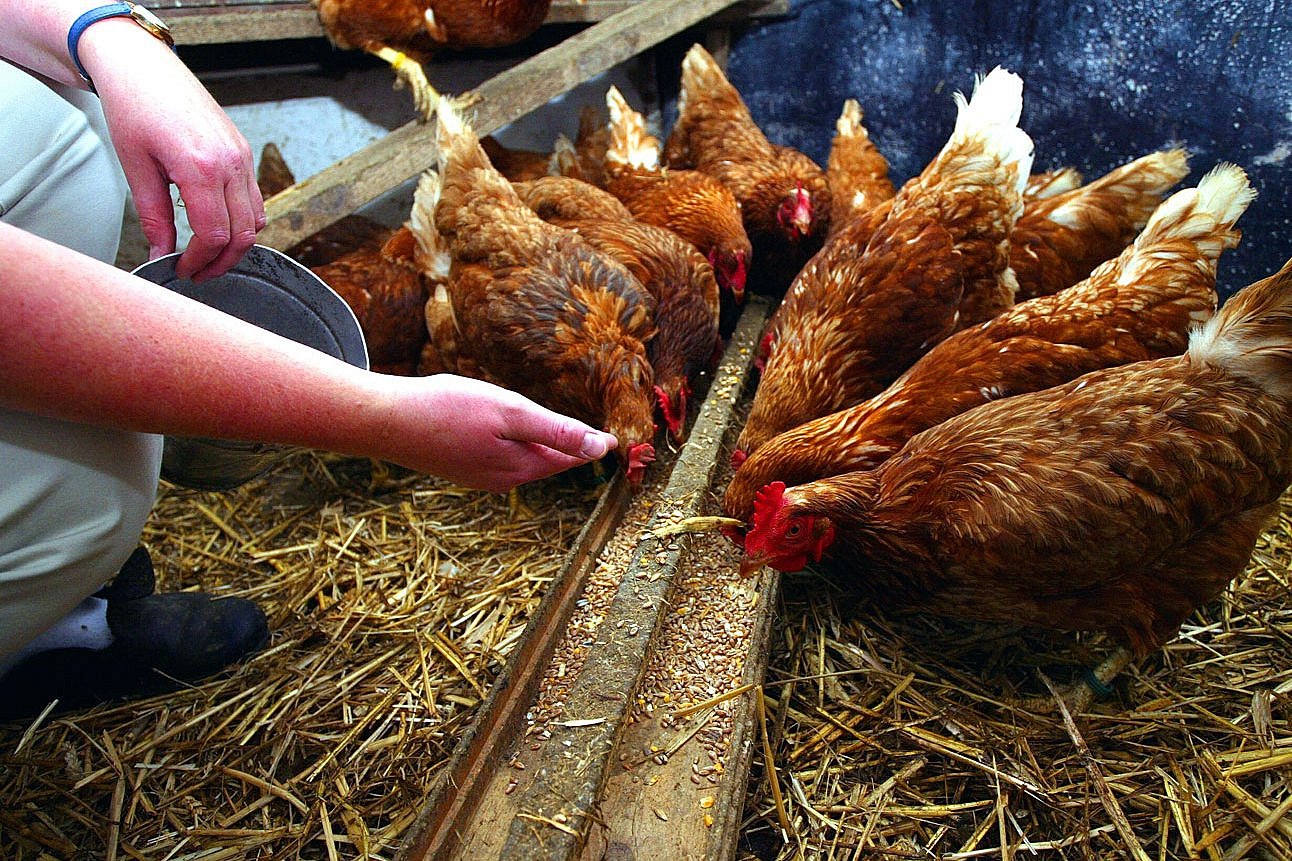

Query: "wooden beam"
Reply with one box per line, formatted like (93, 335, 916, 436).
(256, 0, 757, 251)
(395, 478, 633, 861)
(147, 1, 788, 45)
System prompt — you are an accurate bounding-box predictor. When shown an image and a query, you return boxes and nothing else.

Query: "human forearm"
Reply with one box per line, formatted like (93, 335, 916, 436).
(0, 223, 393, 452)
(0, 225, 615, 490)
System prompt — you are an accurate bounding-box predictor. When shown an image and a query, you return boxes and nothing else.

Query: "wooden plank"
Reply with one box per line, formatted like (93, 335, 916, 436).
(251, 0, 755, 251)
(583, 537, 780, 860)
(395, 477, 633, 861)
(144, 1, 788, 45)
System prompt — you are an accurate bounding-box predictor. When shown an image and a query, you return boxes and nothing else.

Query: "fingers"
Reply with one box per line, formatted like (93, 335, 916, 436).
(175, 155, 264, 282)
(129, 167, 178, 263)
(504, 404, 618, 463)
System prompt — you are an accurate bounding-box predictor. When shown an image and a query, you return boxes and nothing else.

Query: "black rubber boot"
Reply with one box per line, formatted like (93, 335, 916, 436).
(0, 548, 268, 720)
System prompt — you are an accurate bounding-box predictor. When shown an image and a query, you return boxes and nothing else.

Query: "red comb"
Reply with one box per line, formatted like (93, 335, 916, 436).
(625, 442, 655, 484)
(654, 386, 682, 437)
(730, 449, 748, 470)
(751, 481, 787, 531)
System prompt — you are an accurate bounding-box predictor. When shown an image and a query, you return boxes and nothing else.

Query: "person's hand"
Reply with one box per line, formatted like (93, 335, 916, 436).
(87, 27, 264, 280)
(376, 374, 618, 493)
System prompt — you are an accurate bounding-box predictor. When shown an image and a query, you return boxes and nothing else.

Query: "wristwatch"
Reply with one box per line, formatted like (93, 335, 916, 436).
(68, 2, 176, 92)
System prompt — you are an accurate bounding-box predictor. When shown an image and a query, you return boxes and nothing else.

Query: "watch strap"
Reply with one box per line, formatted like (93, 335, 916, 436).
(68, 2, 174, 93)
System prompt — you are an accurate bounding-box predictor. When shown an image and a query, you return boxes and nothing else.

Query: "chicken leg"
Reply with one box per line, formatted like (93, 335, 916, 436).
(1015, 646, 1134, 715)
(371, 46, 440, 121)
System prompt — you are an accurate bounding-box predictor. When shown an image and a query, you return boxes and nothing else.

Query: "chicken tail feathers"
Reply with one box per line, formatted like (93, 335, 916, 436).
(947, 66, 1034, 197)
(408, 170, 451, 281)
(835, 98, 867, 139)
(1123, 162, 1254, 280)
(256, 141, 295, 198)
(679, 43, 734, 112)
(1046, 148, 1190, 233)
(433, 95, 498, 182)
(605, 85, 660, 171)
(1189, 255, 1292, 399)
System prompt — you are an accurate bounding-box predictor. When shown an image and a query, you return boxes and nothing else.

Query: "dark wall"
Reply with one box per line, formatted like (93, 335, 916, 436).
(704, 0, 1290, 300)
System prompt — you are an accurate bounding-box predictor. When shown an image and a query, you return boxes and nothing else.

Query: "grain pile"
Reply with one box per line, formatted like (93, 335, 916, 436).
(630, 537, 756, 770)
(527, 488, 661, 737)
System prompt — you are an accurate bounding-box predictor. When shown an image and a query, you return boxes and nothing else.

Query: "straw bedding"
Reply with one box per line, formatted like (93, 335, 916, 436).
(1, 446, 1289, 859)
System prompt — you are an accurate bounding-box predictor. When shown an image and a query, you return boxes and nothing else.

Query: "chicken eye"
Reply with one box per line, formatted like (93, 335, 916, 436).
(786, 522, 802, 538)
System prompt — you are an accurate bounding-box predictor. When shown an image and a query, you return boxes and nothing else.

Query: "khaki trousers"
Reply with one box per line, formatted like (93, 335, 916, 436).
(0, 60, 162, 663)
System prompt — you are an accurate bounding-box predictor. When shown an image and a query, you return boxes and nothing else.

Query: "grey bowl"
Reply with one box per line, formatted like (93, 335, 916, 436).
(132, 244, 369, 491)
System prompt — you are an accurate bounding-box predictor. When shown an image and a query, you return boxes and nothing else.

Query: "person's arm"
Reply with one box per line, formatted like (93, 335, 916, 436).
(0, 223, 616, 492)
(2, 0, 264, 281)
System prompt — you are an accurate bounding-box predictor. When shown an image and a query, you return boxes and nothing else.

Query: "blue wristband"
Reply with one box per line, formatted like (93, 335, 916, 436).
(68, 2, 175, 93)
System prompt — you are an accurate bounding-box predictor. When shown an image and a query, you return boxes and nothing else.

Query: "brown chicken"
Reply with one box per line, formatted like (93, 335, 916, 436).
(737, 252, 1292, 707)
(256, 143, 428, 376)
(599, 86, 751, 333)
(545, 106, 612, 188)
(512, 174, 633, 224)
(311, 0, 552, 117)
(825, 98, 896, 235)
(664, 43, 831, 295)
(725, 163, 1254, 521)
(513, 175, 721, 441)
(1025, 166, 1084, 200)
(744, 248, 1292, 703)
(309, 228, 430, 376)
(480, 135, 554, 183)
(411, 99, 659, 483)
(1011, 148, 1190, 300)
(736, 67, 1034, 459)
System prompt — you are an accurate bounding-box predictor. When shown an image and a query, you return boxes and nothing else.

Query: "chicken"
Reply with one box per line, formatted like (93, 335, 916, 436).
(256, 142, 429, 376)
(1025, 166, 1083, 200)
(599, 86, 751, 334)
(572, 105, 610, 188)
(512, 174, 634, 224)
(825, 98, 896, 235)
(1011, 148, 1190, 300)
(309, 227, 429, 376)
(480, 135, 554, 183)
(311, 0, 552, 118)
(725, 163, 1254, 521)
(737, 252, 1292, 708)
(736, 67, 1033, 459)
(256, 142, 393, 269)
(411, 98, 659, 483)
(256, 140, 297, 199)
(545, 106, 612, 188)
(515, 175, 721, 441)
(664, 43, 831, 296)
(744, 249, 1292, 703)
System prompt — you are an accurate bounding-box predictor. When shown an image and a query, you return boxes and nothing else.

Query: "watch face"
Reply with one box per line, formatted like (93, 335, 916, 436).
(128, 3, 174, 42)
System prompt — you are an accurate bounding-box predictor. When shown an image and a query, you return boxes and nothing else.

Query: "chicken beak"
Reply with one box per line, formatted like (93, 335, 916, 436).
(792, 209, 812, 237)
(738, 552, 767, 578)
